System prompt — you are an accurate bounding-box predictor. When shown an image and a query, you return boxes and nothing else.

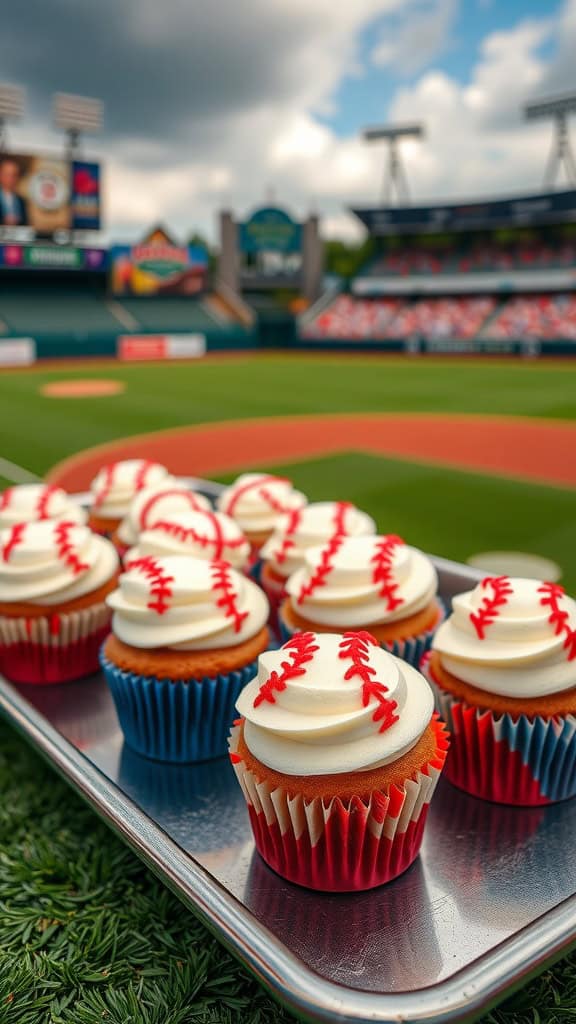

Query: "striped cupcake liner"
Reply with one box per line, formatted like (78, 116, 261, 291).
(100, 651, 258, 764)
(278, 600, 445, 669)
(229, 716, 449, 892)
(0, 603, 112, 685)
(423, 654, 576, 806)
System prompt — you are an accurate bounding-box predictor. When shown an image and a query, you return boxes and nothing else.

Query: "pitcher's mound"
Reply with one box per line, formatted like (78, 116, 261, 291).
(42, 379, 125, 398)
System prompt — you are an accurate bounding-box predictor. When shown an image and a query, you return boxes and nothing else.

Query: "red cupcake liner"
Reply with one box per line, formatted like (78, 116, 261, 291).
(0, 603, 112, 685)
(230, 715, 449, 892)
(423, 654, 576, 806)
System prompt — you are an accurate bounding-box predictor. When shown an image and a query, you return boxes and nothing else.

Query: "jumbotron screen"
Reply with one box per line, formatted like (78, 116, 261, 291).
(0, 152, 101, 234)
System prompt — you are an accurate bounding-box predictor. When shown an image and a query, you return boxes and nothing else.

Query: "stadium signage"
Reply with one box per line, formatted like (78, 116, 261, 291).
(110, 239, 208, 296)
(0, 244, 107, 271)
(117, 334, 207, 361)
(0, 152, 101, 234)
(0, 338, 36, 366)
(352, 189, 576, 234)
(240, 207, 302, 253)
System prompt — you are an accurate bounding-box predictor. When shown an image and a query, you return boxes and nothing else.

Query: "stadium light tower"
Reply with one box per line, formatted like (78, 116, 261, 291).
(524, 92, 576, 189)
(362, 123, 424, 205)
(53, 93, 103, 160)
(0, 84, 26, 152)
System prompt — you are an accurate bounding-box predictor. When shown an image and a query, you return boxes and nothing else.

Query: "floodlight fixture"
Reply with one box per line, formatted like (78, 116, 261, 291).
(362, 122, 424, 204)
(53, 93, 103, 160)
(524, 92, 576, 189)
(0, 83, 26, 150)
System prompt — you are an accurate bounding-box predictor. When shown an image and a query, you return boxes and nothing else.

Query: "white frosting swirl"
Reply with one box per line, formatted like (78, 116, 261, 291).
(236, 632, 434, 775)
(0, 484, 86, 530)
(433, 576, 576, 698)
(0, 520, 119, 606)
(127, 510, 250, 570)
(261, 501, 376, 579)
(217, 473, 307, 535)
(286, 535, 438, 626)
(90, 460, 171, 520)
(117, 483, 211, 545)
(107, 554, 269, 650)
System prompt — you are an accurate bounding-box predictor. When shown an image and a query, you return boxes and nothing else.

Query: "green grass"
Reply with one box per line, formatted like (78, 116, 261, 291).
(0, 354, 576, 1022)
(0, 355, 575, 476)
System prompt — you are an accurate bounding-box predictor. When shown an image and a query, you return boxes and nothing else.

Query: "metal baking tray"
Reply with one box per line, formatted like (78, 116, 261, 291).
(0, 478, 575, 1024)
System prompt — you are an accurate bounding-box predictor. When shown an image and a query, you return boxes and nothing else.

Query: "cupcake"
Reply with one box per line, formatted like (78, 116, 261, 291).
(127, 509, 250, 571)
(260, 500, 376, 612)
(230, 630, 449, 891)
(424, 576, 576, 805)
(100, 555, 270, 763)
(114, 482, 212, 555)
(0, 519, 119, 684)
(0, 483, 86, 529)
(278, 535, 442, 667)
(88, 459, 171, 535)
(217, 473, 307, 554)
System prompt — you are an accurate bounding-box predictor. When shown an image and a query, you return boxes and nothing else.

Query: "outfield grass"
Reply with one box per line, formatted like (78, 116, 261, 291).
(0, 355, 575, 1022)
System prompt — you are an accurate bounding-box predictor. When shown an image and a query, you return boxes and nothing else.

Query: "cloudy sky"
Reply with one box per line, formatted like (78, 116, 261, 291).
(2, 0, 575, 242)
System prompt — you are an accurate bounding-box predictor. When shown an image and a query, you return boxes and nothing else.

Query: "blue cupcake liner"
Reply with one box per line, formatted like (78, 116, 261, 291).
(100, 650, 257, 764)
(428, 666, 576, 804)
(277, 599, 445, 668)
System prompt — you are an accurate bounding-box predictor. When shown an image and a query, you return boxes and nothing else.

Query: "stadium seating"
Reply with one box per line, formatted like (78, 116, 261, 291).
(302, 296, 402, 339)
(367, 241, 576, 277)
(0, 289, 125, 334)
(482, 294, 576, 340)
(303, 295, 496, 341)
(118, 298, 222, 332)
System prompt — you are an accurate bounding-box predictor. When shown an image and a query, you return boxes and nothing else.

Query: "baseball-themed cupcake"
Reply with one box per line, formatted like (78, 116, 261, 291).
(88, 459, 171, 535)
(230, 631, 449, 891)
(424, 576, 576, 805)
(0, 519, 119, 684)
(0, 483, 86, 530)
(100, 555, 270, 763)
(217, 473, 307, 553)
(280, 535, 443, 666)
(261, 500, 376, 612)
(114, 483, 212, 556)
(127, 509, 250, 571)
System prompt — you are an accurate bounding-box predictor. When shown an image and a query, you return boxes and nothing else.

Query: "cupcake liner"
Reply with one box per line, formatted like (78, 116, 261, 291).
(100, 652, 258, 764)
(0, 603, 112, 685)
(229, 716, 449, 892)
(278, 599, 445, 669)
(423, 653, 576, 806)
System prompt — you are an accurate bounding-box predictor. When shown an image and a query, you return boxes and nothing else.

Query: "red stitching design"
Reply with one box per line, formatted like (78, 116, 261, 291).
(36, 485, 60, 521)
(92, 463, 116, 509)
(152, 514, 245, 561)
(253, 632, 319, 708)
(53, 521, 90, 576)
(371, 535, 405, 612)
(538, 582, 576, 661)
(125, 556, 174, 615)
(272, 508, 302, 566)
(296, 501, 351, 604)
(210, 560, 249, 633)
(469, 575, 514, 639)
(223, 475, 291, 517)
(339, 631, 399, 733)
(138, 488, 208, 530)
(1, 522, 26, 562)
(134, 460, 157, 492)
(0, 488, 13, 512)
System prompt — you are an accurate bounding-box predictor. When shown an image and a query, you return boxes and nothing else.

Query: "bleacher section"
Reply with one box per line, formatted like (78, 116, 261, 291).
(0, 290, 124, 335)
(118, 298, 222, 332)
(366, 240, 576, 277)
(482, 294, 576, 341)
(303, 295, 497, 341)
(303, 296, 401, 339)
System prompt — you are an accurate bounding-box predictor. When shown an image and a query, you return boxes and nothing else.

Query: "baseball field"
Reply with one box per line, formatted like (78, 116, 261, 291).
(1, 352, 576, 1022)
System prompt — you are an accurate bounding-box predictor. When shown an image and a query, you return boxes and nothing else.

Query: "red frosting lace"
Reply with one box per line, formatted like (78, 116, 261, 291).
(339, 631, 399, 733)
(253, 632, 319, 707)
(296, 502, 351, 604)
(92, 463, 116, 509)
(371, 535, 405, 612)
(0, 488, 13, 512)
(210, 560, 249, 633)
(125, 556, 174, 615)
(36, 485, 59, 520)
(153, 514, 246, 561)
(54, 521, 90, 576)
(223, 475, 291, 518)
(138, 488, 207, 530)
(469, 575, 513, 640)
(538, 582, 576, 661)
(271, 507, 303, 566)
(1, 522, 26, 562)
(133, 460, 158, 492)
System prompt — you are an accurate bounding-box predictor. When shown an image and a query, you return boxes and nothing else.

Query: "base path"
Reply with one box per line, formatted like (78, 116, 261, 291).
(47, 413, 576, 490)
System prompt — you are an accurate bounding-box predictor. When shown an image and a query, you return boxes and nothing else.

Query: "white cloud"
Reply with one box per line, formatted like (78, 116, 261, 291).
(372, 0, 459, 75)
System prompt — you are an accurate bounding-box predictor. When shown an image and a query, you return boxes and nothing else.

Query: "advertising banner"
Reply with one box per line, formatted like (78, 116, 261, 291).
(0, 338, 36, 366)
(0, 244, 107, 271)
(240, 207, 301, 253)
(110, 240, 208, 296)
(0, 152, 101, 234)
(117, 334, 207, 361)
